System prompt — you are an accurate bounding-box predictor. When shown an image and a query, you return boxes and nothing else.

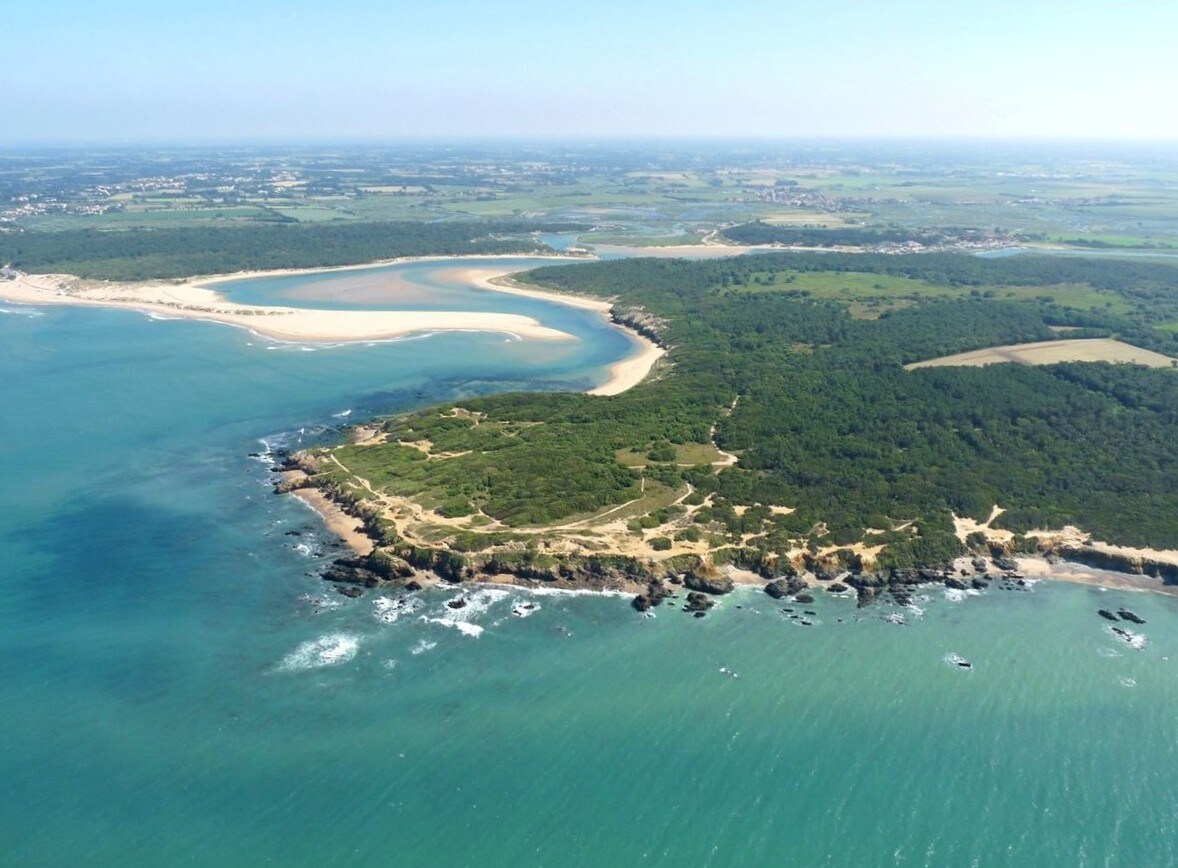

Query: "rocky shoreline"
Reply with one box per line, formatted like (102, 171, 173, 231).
(270, 446, 1178, 615)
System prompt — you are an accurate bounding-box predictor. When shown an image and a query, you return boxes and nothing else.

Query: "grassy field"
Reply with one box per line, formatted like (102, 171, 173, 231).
(733, 270, 1131, 318)
(23, 206, 282, 230)
(906, 338, 1178, 370)
(1049, 232, 1178, 249)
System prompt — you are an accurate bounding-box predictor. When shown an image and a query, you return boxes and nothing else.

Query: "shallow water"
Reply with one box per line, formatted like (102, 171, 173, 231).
(2, 263, 1177, 866)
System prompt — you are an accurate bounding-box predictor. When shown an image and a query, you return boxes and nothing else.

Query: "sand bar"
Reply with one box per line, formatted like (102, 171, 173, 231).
(1, 256, 670, 395)
(0, 272, 572, 343)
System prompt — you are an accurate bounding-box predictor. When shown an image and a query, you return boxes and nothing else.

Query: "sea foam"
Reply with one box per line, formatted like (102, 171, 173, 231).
(420, 588, 511, 638)
(373, 595, 422, 624)
(278, 633, 360, 671)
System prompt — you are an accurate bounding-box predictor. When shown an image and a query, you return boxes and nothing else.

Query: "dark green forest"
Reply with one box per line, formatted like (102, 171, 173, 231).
(720, 221, 955, 247)
(0, 220, 584, 280)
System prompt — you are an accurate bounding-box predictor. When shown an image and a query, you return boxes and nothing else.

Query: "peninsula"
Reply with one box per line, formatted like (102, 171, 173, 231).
(273, 250, 1178, 605)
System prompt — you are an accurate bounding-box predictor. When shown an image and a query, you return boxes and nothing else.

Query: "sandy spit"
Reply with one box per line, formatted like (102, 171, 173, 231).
(0, 272, 571, 343)
(1, 255, 669, 395)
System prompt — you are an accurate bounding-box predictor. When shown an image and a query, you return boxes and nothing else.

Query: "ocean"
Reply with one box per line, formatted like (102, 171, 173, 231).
(2, 261, 1177, 867)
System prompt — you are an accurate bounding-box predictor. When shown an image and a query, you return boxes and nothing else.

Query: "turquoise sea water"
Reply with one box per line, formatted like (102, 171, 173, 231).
(2, 262, 1178, 866)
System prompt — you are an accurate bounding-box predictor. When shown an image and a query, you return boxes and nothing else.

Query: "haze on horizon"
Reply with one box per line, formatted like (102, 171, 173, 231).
(6, 0, 1178, 145)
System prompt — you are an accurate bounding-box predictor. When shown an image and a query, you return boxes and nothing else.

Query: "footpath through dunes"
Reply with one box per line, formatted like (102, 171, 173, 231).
(905, 337, 1178, 369)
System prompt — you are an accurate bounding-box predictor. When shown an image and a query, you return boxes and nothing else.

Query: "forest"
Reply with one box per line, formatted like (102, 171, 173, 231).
(0, 220, 584, 280)
(304, 250, 1178, 575)
(720, 221, 953, 247)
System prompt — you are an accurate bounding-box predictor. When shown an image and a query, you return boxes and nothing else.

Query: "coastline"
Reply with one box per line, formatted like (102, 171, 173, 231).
(284, 471, 376, 557)
(0, 254, 670, 397)
(465, 270, 667, 393)
(31, 254, 1174, 603)
(286, 458, 1178, 601)
(1011, 556, 1178, 597)
(586, 338, 667, 395)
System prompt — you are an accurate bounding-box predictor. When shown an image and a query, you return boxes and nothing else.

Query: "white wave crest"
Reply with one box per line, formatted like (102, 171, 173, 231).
(1109, 625, 1148, 650)
(373, 595, 422, 624)
(421, 587, 511, 638)
(278, 633, 359, 671)
(297, 593, 341, 614)
(943, 587, 980, 603)
(943, 652, 973, 671)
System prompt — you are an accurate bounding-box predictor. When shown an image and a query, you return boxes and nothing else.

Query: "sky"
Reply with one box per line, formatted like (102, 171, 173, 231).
(4, 0, 1178, 143)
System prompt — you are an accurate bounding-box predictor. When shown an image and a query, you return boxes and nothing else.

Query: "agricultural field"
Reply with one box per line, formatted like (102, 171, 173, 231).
(7, 142, 1177, 253)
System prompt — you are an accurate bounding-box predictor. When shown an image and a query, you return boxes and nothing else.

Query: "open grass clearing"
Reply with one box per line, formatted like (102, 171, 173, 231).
(906, 338, 1178, 370)
(733, 270, 1131, 315)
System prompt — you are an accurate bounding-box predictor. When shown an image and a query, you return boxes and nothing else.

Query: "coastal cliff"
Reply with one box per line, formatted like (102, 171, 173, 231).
(275, 446, 1177, 609)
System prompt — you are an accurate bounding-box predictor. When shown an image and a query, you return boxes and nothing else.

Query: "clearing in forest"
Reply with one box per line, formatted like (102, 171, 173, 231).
(905, 338, 1177, 370)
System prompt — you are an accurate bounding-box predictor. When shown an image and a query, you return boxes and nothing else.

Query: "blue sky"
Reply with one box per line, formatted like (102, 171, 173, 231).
(5, 0, 1178, 142)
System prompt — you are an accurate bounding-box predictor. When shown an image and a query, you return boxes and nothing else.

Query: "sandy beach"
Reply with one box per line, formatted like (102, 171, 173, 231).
(1010, 556, 1178, 596)
(446, 268, 613, 312)
(587, 339, 666, 395)
(467, 271, 667, 393)
(288, 481, 376, 557)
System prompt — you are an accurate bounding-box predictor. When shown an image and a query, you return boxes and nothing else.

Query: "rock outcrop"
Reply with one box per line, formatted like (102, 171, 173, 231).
(632, 579, 672, 612)
(764, 575, 808, 599)
(684, 570, 734, 595)
(1055, 544, 1178, 585)
(683, 592, 715, 616)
